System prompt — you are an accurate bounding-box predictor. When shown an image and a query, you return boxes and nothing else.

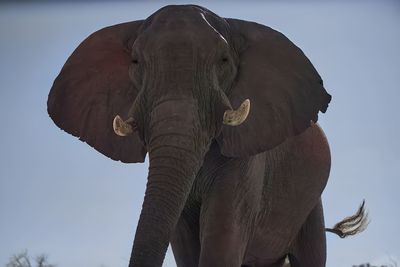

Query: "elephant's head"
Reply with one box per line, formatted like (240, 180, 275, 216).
(47, 5, 331, 267)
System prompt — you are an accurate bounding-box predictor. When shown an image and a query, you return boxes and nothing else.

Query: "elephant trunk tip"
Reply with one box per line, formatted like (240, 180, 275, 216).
(326, 200, 369, 238)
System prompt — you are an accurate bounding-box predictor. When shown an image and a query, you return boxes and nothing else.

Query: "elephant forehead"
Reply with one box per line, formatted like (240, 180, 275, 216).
(200, 13, 227, 44)
(146, 6, 227, 43)
(152, 5, 206, 25)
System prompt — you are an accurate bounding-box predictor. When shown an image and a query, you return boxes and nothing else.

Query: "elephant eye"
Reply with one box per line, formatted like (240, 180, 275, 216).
(132, 59, 139, 64)
(221, 57, 228, 63)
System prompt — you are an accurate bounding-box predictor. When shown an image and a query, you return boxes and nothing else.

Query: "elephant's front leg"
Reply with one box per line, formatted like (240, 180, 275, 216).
(171, 213, 201, 267)
(198, 152, 266, 267)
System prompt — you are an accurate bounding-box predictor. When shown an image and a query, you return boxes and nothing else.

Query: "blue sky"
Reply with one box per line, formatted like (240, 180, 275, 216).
(0, 1, 399, 266)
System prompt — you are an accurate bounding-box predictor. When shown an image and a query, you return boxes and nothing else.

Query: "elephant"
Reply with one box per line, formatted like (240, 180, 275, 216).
(47, 5, 368, 267)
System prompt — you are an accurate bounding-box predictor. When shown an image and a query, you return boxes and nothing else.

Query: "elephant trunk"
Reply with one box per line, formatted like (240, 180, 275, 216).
(128, 99, 204, 267)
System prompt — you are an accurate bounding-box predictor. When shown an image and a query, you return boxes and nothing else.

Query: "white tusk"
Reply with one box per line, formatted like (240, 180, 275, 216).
(223, 99, 250, 126)
(113, 115, 134, 136)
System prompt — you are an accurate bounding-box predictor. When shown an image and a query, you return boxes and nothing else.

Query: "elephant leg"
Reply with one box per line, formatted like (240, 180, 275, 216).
(198, 199, 251, 267)
(170, 214, 201, 267)
(198, 155, 265, 267)
(288, 199, 326, 267)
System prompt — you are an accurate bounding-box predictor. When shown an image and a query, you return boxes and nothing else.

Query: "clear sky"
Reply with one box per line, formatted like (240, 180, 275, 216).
(0, 1, 399, 266)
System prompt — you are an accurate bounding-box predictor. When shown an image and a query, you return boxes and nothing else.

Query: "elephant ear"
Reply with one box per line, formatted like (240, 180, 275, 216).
(217, 19, 331, 157)
(48, 21, 147, 163)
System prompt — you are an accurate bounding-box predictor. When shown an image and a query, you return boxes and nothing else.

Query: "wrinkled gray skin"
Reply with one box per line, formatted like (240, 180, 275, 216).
(47, 5, 365, 267)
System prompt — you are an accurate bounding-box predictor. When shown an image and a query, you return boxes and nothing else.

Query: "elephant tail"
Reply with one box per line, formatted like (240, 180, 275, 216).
(325, 200, 369, 238)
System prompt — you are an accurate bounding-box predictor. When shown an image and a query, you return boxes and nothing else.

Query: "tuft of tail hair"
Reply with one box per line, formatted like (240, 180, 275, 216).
(326, 200, 369, 238)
